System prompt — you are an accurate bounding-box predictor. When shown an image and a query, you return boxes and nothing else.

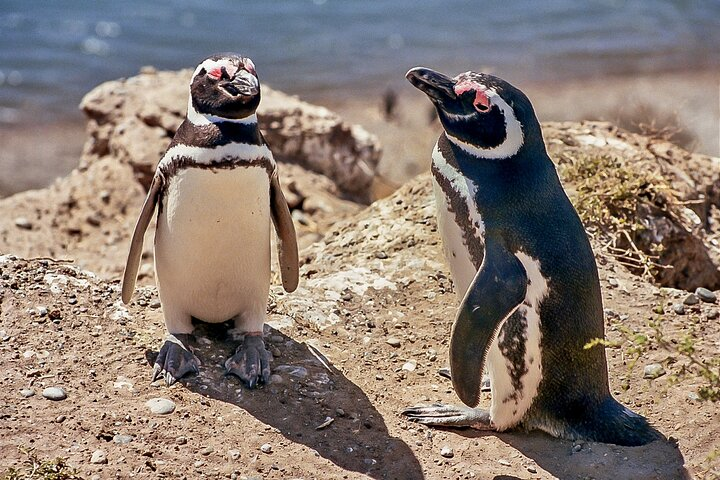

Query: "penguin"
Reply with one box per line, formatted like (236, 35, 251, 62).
(402, 67, 659, 446)
(121, 53, 299, 387)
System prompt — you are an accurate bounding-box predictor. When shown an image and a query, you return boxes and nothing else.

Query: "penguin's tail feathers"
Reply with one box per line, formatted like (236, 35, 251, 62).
(576, 396, 661, 447)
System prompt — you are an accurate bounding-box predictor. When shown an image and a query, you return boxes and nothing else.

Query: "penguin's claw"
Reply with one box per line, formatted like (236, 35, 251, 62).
(402, 403, 493, 429)
(152, 335, 200, 386)
(225, 335, 272, 388)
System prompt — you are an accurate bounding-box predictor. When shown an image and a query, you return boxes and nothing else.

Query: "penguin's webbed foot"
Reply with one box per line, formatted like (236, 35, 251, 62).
(403, 403, 494, 429)
(152, 334, 201, 386)
(224, 334, 272, 389)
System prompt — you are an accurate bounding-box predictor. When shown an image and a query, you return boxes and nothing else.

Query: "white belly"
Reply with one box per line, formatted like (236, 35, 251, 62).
(155, 167, 271, 323)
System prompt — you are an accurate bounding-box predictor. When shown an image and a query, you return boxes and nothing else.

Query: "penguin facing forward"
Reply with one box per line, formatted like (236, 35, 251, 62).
(122, 53, 299, 387)
(403, 67, 659, 446)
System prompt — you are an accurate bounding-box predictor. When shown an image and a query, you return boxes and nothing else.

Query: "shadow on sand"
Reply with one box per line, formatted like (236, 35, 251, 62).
(453, 427, 689, 480)
(146, 320, 422, 480)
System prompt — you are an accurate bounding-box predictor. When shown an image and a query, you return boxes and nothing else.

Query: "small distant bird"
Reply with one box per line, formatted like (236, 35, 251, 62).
(403, 67, 659, 446)
(122, 53, 299, 387)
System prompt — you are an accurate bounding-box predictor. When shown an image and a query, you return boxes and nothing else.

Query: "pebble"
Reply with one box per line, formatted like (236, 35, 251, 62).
(14, 217, 32, 230)
(42, 387, 67, 401)
(402, 360, 417, 372)
(683, 294, 699, 306)
(608, 278, 619, 287)
(193, 460, 204, 468)
(20, 388, 35, 398)
(260, 443, 272, 454)
(386, 337, 401, 347)
(269, 374, 284, 384)
(146, 397, 176, 415)
(37, 306, 48, 317)
(695, 287, 717, 304)
(572, 444, 582, 453)
(643, 363, 666, 380)
(149, 300, 161, 309)
(672, 304, 685, 315)
(707, 310, 719, 320)
(113, 434, 134, 444)
(200, 446, 214, 456)
(498, 459, 511, 466)
(176, 436, 187, 445)
(90, 449, 107, 464)
(440, 446, 454, 458)
(228, 449, 241, 460)
(527, 465, 537, 474)
(688, 392, 701, 402)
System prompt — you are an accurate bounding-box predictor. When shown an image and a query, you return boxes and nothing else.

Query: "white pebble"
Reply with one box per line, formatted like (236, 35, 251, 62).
(146, 397, 176, 415)
(260, 443, 272, 454)
(90, 449, 107, 464)
(440, 446, 453, 458)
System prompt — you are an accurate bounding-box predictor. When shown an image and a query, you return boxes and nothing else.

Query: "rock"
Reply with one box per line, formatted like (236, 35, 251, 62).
(707, 309, 719, 320)
(200, 446, 214, 456)
(228, 449, 241, 461)
(14, 217, 32, 230)
(386, 337, 401, 348)
(90, 449, 107, 464)
(643, 363, 666, 380)
(274, 365, 307, 379)
(19, 388, 35, 398)
(113, 434, 134, 444)
(146, 397, 176, 415)
(527, 465, 538, 474)
(175, 436, 187, 445)
(695, 287, 717, 303)
(498, 459, 511, 466)
(439, 446, 454, 458)
(42, 387, 67, 401)
(572, 444, 582, 453)
(683, 294, 700, 306)
(402, 360, 417, 372)
(260, 443, 272, 454)
(672, 303, 685, 315)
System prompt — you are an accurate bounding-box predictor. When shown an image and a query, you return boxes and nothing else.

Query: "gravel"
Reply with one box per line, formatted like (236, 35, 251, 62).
(20, 388, 35, 398)
(695, 287, 717, 303)
(146, 397, 176, 415)
(683, 294, 700, 306)
(42, 386, 67, 401)
(90, 449, 107, 464)
(643, 363, 666, 380)
(440, 446, 454, 458)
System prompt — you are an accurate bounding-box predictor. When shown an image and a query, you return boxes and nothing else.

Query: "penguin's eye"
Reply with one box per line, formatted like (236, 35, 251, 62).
(474, 102, 490, 113)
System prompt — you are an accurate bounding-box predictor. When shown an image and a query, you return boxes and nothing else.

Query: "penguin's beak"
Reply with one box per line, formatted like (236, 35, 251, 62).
(406, 67, 457, 101)
(222, 69, 259, 97)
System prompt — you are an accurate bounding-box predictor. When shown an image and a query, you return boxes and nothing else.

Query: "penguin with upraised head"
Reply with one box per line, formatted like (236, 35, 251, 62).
(122, 53, 299, 388)
(403, 67, 659, 446)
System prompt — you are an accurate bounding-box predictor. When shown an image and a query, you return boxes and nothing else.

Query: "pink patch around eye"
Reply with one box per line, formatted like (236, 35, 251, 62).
(453, 80, 490, 110)
(208, 67, 223, 79)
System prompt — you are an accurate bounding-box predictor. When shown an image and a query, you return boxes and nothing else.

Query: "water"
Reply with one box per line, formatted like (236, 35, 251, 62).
(0, 0, 719, 125)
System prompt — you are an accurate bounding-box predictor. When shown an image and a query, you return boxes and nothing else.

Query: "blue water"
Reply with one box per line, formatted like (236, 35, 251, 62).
(1, 0, 719, 124)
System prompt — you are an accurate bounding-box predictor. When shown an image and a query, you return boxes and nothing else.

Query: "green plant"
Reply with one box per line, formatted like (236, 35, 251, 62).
(1, 448, 82, 480)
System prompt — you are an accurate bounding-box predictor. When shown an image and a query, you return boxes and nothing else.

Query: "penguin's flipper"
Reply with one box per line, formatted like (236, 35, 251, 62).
(121, 175, 162, 304)
(269, 171, 299, 293)
(450, 239, 527, 407)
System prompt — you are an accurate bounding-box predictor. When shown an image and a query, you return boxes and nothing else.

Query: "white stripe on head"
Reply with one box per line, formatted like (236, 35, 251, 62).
(159, 142, 275, 168)
(187, 58, 259, 126)
(446, 86, 524, 160)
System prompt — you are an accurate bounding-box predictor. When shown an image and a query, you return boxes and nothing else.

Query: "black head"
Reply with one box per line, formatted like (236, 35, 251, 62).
(406, 67, 542, 159)
(188, 53, 260, 122)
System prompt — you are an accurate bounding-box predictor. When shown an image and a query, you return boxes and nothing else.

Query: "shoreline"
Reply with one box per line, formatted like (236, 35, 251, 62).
(2, 68, 717, 198)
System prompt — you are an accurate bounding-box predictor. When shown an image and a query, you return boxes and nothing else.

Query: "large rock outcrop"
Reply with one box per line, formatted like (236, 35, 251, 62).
(79, 67, 381, 202)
